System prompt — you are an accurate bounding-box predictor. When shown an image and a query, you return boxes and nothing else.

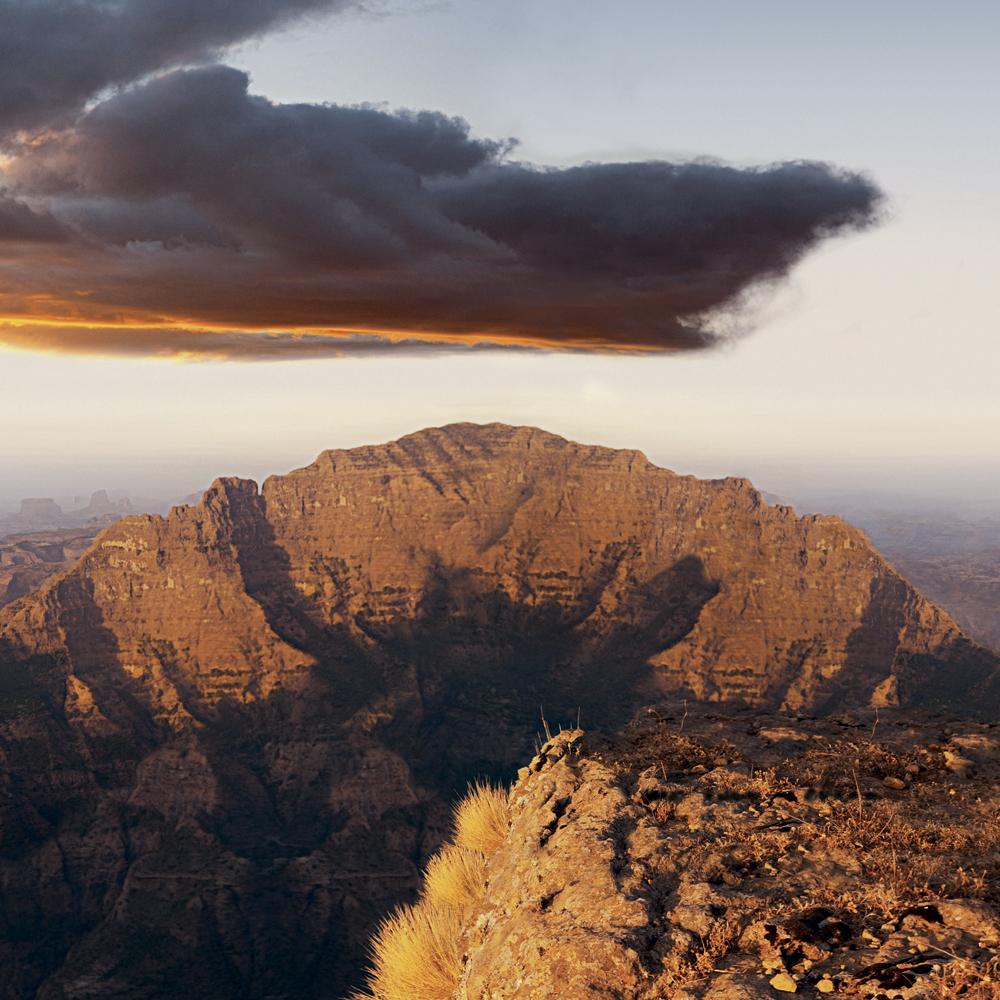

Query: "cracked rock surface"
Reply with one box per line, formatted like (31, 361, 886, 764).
(458, 719, 1000, 998)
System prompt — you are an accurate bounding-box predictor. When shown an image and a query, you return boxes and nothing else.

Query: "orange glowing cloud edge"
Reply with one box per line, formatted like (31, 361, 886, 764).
(0, 314, 678, 359)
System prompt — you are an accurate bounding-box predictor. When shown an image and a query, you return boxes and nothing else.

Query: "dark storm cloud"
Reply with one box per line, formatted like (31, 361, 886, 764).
(0, 194, 68, 243)
(0, 0, 357, 137)
(15, 66, 507, 267)
(2, 67, 884, 357)
(440, 159, 878, 281)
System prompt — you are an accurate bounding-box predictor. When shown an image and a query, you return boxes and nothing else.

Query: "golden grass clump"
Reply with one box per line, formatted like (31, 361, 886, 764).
(424, 843, 487, 911)
(454, 781, 511, 855)
(354, 780, 511, 1000)
(362, 900, 463, 1000)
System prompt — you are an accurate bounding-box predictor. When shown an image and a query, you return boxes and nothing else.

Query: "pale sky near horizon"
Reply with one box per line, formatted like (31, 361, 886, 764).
(1, 0, 997, 513)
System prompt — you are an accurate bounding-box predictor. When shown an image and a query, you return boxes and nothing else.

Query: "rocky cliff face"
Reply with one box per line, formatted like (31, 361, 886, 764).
(838, 507, 1000, 654)
(451, 717, 1000, 998)
(0, 423, 996, 997)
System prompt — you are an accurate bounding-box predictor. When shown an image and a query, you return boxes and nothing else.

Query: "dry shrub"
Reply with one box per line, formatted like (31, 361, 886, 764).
(424, 844, 486, 911)
(812, 795, 1000, 920)
(361, 901, 463, 1000)
(691, 915, 746, 976)
(454, 781, 510, 855)
(652, 914, 750, 993)
(927, 954, 1000, 999)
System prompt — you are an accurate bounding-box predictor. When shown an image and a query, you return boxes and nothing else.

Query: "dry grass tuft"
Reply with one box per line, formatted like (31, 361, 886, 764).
(424, 844, 487, 911)
(454, 780, 511, 855)
(362, 900, 463, 1000)
(354, 780, 511, 1000)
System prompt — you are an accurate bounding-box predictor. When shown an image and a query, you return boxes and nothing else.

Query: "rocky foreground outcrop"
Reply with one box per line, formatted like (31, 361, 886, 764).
(0, 424, 997, 997)
(450, 715, 1000, 998)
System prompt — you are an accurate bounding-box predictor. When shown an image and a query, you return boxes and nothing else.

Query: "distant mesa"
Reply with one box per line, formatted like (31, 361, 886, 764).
(2, 489, 135, 534)
(2, 423, 997, 718)
(17, 497, 64, 523)
(0, 491, 155, 604)
(80, 489, 129, 516)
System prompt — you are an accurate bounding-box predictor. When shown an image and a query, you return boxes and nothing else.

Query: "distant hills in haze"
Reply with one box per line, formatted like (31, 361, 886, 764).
(0, 489, 135, 532)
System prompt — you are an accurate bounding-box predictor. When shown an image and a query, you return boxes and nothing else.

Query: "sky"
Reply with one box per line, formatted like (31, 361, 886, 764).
(1, 0, 997, 513)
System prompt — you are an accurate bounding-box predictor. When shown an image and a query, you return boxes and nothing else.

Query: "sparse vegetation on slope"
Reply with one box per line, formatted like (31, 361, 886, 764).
(354, 782, 511, 1000)
(450, 713, 1000, 999)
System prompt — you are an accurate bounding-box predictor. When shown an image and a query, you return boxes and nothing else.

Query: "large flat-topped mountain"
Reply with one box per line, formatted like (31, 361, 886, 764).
(0, 424, 996, 998)
(4, 423, 995, 719)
